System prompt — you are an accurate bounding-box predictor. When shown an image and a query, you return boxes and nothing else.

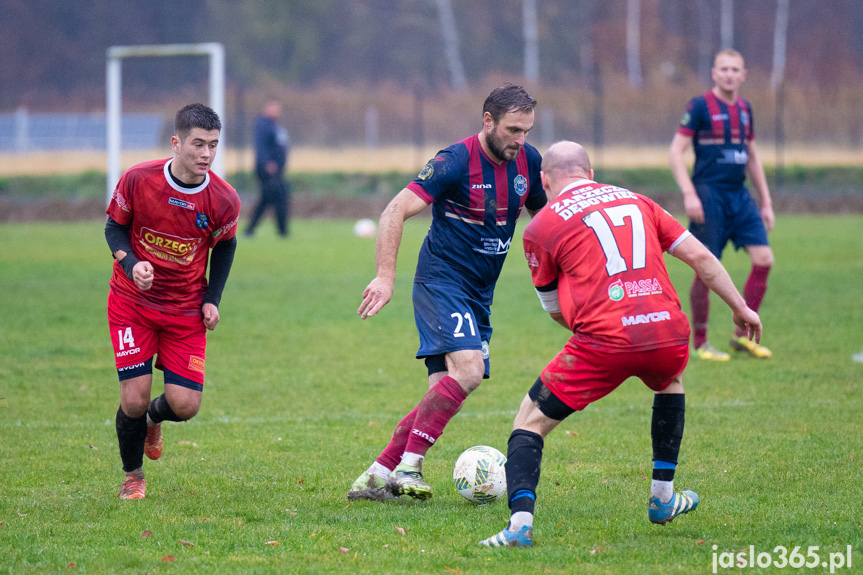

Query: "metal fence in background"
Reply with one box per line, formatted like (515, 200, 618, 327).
(0, 109, 164, 152)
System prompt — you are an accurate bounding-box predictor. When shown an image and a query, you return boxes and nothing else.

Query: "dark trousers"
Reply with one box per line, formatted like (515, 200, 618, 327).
(246, 175, 290, 236)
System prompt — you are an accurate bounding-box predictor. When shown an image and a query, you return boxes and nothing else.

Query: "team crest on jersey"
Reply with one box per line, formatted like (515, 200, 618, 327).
(741, 110, 750, 125)
(169, 197, 195, 210)
(418, 162, 434, 180)
(680, 112, 691, 126)
(513, 174, 528, 196)
(608, 279, 625, 302)
(196, 213, 210, 230)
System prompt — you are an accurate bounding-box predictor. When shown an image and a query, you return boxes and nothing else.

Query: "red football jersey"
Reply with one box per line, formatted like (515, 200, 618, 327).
(523, 179, 691, 352)
(107, 158, 241, 315)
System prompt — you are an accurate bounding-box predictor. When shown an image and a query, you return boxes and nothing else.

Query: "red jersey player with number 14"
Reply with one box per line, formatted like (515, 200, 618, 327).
(104, 104, 241, 500)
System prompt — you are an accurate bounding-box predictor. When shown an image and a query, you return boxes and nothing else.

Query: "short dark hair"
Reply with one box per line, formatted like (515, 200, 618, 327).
(174, 103, 221, 139)
(483, 84, 537, 123)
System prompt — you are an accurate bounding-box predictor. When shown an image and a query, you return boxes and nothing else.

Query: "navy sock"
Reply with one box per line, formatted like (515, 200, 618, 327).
(116, 406, 147, 473)
(506, 429, 544, 515)
(652, 394, 685, 481)
(147, 394, 183, 424)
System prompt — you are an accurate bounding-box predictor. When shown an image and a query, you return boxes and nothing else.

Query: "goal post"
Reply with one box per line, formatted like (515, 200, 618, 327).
(106, 42, 225, 204)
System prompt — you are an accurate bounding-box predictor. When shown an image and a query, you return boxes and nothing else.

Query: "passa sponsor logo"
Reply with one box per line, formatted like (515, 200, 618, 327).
(625, 278, 663, 297)
(621, 311, 671, 326)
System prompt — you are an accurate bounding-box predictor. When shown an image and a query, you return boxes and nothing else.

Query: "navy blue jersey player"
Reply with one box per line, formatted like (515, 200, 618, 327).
(349, 84, 547, 501)
(670, 49, 774, 361)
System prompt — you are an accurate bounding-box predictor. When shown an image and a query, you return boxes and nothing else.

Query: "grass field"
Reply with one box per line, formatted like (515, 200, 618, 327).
(1, 216, 861, 574)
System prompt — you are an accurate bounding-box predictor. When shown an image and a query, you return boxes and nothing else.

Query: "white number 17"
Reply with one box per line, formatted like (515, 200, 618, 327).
(582, 205, 646, 277)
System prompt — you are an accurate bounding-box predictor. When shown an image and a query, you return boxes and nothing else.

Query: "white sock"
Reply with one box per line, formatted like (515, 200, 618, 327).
(146, 412, 154, 426)
(400, 452, 424, 468)
(651, 479, 673, 504)
(509, 512, 533, 531)
(367, 462, 391, 479)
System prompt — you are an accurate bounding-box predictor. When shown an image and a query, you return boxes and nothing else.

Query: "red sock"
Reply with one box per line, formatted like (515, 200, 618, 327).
(376, 406, 419, 471)
(735, 265, 771, 337)
(690, 276, 710, 348)
(403, 376, 469, 457)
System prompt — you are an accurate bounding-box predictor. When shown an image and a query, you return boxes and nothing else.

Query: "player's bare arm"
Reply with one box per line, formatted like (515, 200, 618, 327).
(358, 188, 429, 319)
(670, 235, 762, 342)
(669, 133, 704, 223)
(745, 140, 775, 232)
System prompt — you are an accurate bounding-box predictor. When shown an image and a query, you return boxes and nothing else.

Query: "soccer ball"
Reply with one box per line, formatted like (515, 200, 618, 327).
(453, 445, 507, 504)
(353, 218, 377, 238)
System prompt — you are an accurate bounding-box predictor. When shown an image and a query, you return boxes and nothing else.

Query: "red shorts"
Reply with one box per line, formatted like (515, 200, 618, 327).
(540, 340, 689, 411)
(107, 290, 207, 385)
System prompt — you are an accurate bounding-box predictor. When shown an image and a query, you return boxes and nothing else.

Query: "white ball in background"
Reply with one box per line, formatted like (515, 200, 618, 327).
(353, 218, 377, 238)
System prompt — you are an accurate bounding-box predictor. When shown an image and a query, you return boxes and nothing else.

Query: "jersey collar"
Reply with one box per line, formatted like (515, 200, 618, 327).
(559, 178, 595, 196)
(164, 159, 210, 194)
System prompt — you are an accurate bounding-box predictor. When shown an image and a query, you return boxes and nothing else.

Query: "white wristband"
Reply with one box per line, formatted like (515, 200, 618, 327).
(535, 288, 561, 313)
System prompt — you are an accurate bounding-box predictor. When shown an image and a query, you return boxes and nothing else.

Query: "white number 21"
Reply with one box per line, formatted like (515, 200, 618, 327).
(582, 205, 646, 277)
(451, 312, 476, 338)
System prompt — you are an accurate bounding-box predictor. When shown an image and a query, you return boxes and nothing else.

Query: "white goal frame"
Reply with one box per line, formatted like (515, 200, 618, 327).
(106, 42, 225, 203)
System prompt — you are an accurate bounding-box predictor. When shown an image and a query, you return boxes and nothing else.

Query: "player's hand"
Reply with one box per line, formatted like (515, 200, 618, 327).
(732, 306, 762, 343)
(202, 303, 220, 331)
(683, 194, 705, 224)
(132, 261, 154, 291)
(358, 277, 393, 319)
(761, 204, 775, 232)
(266, 161, 278, 175)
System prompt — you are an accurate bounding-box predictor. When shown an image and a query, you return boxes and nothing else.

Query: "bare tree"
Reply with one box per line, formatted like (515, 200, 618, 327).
(626, 0, 642, 87)
(435, 0, 468, 92)
(720, 0, 734, 49)
(523, 0, 539, 84)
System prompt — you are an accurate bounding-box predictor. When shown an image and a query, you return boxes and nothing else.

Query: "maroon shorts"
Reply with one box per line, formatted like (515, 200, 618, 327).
(540, 340, 689, 411)
(107, 290, 207, 385)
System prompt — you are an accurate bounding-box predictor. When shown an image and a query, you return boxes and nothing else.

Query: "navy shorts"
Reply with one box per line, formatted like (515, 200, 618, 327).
(412, 282, 492, 378)
(690, 184, 769, 258)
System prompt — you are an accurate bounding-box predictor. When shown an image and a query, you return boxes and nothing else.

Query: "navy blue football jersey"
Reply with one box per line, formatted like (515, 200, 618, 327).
(406, 133, 546, 300)
(678, 91, 754, 191)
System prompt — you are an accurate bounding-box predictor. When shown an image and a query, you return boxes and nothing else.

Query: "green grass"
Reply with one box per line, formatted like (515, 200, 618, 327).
(0, 216, 861, 574)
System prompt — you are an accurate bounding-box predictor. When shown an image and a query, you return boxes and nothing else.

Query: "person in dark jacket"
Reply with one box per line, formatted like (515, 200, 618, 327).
(246, 100, 290, 237)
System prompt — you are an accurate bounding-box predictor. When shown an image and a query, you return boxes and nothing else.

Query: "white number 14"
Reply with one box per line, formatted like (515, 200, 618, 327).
(117, 327, 135, 351)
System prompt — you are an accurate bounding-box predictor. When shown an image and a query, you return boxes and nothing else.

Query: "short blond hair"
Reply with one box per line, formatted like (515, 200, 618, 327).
(714, 49, 745, 68)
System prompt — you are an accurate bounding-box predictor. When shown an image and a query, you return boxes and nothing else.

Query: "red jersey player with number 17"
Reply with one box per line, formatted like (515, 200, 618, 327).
(479, 142, 762, 548)
(104, 104, 241, 500)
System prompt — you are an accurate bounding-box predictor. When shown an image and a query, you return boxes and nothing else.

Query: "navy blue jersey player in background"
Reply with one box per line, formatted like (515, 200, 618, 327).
(348, 84, 547, 501)
(669, 49, 774, 361)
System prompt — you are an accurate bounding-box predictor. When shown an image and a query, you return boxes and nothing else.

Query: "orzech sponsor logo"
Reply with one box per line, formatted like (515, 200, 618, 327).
(188, 356, 206, 373)
(169, 197, 196, 210)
